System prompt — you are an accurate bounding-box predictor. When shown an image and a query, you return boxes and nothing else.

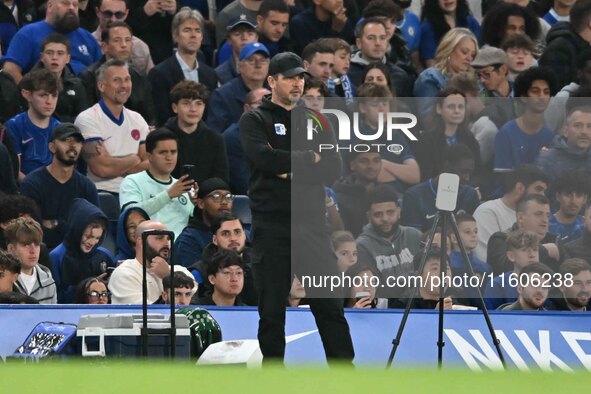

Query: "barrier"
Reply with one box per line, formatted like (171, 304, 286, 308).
(1, 305, 589, 370)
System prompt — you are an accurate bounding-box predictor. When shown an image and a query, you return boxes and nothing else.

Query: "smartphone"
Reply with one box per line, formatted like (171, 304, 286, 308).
(182, 164, 195, 180)
(354, 291, 370, 300)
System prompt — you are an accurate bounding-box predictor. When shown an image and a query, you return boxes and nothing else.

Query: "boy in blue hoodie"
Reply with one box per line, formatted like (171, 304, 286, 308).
(50, 198, 114, 303)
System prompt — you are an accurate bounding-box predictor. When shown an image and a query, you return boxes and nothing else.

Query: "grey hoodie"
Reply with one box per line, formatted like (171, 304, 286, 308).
(544, 82, 580, 132)
(356, 223, 422, 297)
(536, 135, 591, 181)
(14, 264, 57, 304)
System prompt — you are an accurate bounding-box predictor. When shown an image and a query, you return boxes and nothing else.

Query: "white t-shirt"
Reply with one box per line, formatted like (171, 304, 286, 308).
(108, 259, 195, 304)
(119, 170, 194, 238)
(75, 101, 149, 193)
(473, 198, 516, 261)
(20, 266, 37, 295)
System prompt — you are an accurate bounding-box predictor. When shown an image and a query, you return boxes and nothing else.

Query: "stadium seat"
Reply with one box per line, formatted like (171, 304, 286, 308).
(232, 195, 251, 225)
(97, 192, 120, 256)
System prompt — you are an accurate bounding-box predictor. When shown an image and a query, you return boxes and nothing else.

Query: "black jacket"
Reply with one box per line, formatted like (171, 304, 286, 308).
(164, 116, 229, 183)
(562, 230, 591, 262)
(487, 222, 559, 275)
(239, 98, 341, 223)
(0, 70, 21, 124)
(540, 22, 590, 89)
(80, 58, 156, 126)
(126, 0, 175, 64)
(332, 174, 372, 238)
(148, 55, 218, 127)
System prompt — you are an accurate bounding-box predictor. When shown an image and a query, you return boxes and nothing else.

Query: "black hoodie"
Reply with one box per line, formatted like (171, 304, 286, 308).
(239, 98, 341, 224)
(540, 22, 591, 89)
(164, 116, 229, 183)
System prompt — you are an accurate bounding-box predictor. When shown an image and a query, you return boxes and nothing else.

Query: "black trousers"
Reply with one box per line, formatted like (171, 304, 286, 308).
(251, 219, 355, 363)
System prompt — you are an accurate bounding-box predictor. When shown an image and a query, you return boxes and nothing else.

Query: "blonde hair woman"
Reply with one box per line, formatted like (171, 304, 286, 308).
(414, 28, 478, 113)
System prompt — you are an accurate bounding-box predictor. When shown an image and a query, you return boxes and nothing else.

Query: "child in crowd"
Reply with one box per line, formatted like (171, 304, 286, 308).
(5, 217, 56, 304)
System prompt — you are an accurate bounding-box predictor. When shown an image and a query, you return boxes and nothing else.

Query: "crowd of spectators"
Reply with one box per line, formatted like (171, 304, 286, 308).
(0, 0, 590, 314)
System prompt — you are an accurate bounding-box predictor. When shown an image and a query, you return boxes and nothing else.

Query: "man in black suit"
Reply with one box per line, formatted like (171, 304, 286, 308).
(148, 7, 218, 126)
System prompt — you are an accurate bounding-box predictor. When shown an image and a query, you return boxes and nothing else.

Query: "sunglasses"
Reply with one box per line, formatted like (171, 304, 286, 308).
(101, 10, 126, 19)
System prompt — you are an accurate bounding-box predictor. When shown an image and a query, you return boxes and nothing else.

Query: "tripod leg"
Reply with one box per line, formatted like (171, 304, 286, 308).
(448, 213, 506, 368)
(386, 213, 442, 369)
(437, 214, 448, 369)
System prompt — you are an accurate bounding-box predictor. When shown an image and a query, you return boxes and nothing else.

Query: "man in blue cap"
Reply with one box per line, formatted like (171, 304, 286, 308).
(208, 42, 270, 133)
(215, 17, 259, 84)
(240, 52, 355, 364)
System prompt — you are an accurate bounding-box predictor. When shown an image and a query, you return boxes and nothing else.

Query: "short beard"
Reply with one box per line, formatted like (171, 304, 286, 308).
(55, 150, 78, 167)
(53, 13, 80, 34)
(144, 243, 169, 263)
(371, 222, 398, 238)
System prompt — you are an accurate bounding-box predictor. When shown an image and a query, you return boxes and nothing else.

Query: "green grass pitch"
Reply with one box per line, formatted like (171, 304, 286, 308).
(3, 361, 591, 393)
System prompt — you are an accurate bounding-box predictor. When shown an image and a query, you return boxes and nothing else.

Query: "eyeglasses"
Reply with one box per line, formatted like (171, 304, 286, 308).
(206, 192, 234, 202)
(101, 10, 126, 19)
(243, 57, 270, 66)
(477, 65, 501, 80)
(87, 291, 110, 299)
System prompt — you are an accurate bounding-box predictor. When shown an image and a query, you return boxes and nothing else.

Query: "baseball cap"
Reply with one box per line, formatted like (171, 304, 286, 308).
(50, 123, 84, 142)
(471, 46, 508, 68)
(239, 42, 270, 61)
(269, 52, 309, 77)
(197, 177, 231, 199)
(226, 16, 257, 32)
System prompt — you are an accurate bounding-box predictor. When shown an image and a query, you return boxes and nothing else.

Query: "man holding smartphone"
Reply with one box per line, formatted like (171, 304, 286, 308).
(119, 128, 197, 238)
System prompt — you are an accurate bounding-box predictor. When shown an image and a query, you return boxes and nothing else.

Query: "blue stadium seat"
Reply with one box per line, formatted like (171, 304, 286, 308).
(97, 192, 120, 256)
(232, 195, 251, 225)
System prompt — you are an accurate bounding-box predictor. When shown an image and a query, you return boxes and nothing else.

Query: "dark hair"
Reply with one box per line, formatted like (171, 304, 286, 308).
(503, 165, 549, 193)
(207, 249, 245, 277)
(169, 80, 209, 104)
(41, 33, 71, 53)
(360, 62, 394, 94)
(354, 16, 388, 39)
(420, 0, 473, 44)
(162, 271, 195, 290)
(481, 3, 540, 48)
(356, 81, 393, 98)
(367, 185, 400, 208)
(413, 246, 450, 273)
(258, 0, 289, 17)
(101, 20, 132, 42)
(513, 66, 558, 98)
(19, 68, 62, 95)
(516, 193, 550, 213)
(559, 258, 591, 277)
(570, 0, 591, 33)
(362, 0, 403, 21)
(301, 41, 334, 63)
(0, 249, 21, 274)
(96, 0, 129, 9)
(455, 212, 475, 226)
(443, 143, 474, 167)
(0, 291, 39, 304)
(0, 194, 40, 224)
(303, 76, 330, 96)
(553, 170, 590, 196)
(519, 262, 554, 277)
(210, 212, 243, 235)
(74, 277, 109, 304)
(501, 34, 534, 52)
(145, 127, 178, 153)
